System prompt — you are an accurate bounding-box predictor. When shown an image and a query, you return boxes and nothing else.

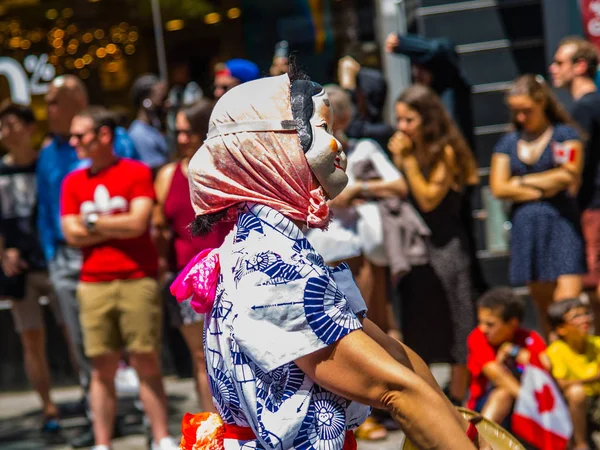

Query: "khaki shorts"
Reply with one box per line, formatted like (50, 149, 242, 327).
(77, 277, 162, 358)
(11, 271, 64, 332)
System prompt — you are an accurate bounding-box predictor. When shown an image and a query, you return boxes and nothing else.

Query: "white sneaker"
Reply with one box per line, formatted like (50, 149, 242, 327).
(151, 436, 179, 450)
(91, 446, 111, 450)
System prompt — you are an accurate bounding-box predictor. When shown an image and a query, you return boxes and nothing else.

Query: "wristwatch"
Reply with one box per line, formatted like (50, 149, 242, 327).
(85, 213, 99, 232)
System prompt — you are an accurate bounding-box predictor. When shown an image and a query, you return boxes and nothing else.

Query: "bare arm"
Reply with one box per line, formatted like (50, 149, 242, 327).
(93, 197, 154, 239)
(481, 361, 521, 398)
(295, 329, 477, 450)
(152, 164, 176, 282)
(556, 370, 600, 390)
(361, 319, 470, 426)
(361, 178, 408, 199)
(490, 153, 544, 202)
(328, 183, 361, 208)
(401, 147, 454, 213)
(329, 178, 408, 209)
(61, 215, 111, 248)
(519, 140, 583, 193)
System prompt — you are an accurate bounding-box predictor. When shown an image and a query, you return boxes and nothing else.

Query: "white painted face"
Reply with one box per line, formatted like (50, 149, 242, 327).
(304, 90, 348, 199)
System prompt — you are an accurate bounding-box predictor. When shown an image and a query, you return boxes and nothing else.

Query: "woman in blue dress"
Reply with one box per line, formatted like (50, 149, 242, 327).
(490, 74, 585, 336)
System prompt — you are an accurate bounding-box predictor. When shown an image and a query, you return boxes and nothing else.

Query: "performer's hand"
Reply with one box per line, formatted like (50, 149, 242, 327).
(385, 33, 400, 53)
(338, 56, 361, 90)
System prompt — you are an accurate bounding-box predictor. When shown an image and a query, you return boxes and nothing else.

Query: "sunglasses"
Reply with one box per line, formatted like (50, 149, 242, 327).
(69, 130, 96, 142)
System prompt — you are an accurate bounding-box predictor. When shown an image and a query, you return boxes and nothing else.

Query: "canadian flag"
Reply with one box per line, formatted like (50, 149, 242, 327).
(511, 365, 573, 450)
(552, 141, 576, 165)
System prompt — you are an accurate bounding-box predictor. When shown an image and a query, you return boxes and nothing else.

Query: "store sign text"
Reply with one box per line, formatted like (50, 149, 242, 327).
(0, 54, 55, 105)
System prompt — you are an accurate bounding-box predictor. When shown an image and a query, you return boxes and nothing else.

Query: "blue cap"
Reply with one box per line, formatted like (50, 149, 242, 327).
(224, 59, 260, 83)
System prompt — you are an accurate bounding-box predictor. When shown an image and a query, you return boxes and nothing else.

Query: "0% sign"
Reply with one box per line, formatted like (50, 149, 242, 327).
(0, 53, 56, 105)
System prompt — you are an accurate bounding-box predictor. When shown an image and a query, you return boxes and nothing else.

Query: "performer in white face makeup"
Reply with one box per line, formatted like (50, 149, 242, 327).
(290, 81, 348, 199)
(172, 73, 490, 450)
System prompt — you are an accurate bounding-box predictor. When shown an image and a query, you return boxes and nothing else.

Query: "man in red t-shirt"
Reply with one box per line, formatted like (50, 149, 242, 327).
(60, 107, 177, 450)
(467, 287, 550, 426)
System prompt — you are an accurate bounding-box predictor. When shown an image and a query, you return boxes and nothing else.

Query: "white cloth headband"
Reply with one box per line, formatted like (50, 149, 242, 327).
(206, 119, 297, 140)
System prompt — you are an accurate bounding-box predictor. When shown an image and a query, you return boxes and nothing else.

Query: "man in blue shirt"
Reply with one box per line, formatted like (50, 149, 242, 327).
(37, 75, 138, 447)
(128, 74, 170, 173)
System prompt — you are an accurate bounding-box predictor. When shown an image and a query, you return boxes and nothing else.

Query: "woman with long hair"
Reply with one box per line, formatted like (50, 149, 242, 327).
(490, 74, 585, 336)
(389, 83, 479, 406)
(153, 99, 228, 412)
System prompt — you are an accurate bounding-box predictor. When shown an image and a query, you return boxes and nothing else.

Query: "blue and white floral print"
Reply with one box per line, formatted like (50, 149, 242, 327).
(206, 203, 370, 450)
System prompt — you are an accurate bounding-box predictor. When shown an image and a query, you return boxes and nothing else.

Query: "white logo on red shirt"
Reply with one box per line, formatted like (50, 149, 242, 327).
(80, 184, 128, 216)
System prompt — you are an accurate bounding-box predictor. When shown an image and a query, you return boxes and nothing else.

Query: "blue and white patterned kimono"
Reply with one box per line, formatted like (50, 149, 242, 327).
(205, 202, 371, 450)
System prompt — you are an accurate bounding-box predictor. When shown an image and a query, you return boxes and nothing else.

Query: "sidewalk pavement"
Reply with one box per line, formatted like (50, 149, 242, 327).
(0, 376, 413, 450)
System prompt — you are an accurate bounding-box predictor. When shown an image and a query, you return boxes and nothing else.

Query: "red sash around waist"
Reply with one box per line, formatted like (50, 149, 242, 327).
(223, 424, 357, 449)
(223, 423, 256, 441)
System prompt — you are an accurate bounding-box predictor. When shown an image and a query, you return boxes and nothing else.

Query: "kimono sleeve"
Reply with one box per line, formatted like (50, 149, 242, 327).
(232, 248, 363, 373)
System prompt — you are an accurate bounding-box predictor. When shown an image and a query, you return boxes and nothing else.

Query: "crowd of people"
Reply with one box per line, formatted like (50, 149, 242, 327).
(4, 31, 600, 450)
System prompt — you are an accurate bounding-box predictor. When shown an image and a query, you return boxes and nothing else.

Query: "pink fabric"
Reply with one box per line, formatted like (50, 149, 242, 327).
(170, 248, 221, 313)
(188, 74, 330, 229)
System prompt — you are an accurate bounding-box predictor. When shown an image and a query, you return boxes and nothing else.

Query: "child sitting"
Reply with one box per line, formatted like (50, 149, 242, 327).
(547, 298, 599, 450)
(466, 287, 550, 426)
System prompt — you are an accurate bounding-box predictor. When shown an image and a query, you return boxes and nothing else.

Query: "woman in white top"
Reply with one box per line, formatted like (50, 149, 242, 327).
(308, 86, 407, 338)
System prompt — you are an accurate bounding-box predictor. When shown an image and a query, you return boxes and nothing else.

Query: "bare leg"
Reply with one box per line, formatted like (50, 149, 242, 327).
(591, 288, 600, 333)
(369, 263, 390, 332)
(350, 256, 374, 307)
(20, 328, 59, 418)
(386, 301, 402, 342)
(565, 383, 589, 449)
(555, 274, 583, 301)
(448, 364, 469, 404)
(90, 352, 120, 446)
(529, 282, 556, 339)
(129, 352, 170, 443)
(180, 322, 215, 412)
(60, 325, 81, 379)
(481, 387, 514, 425)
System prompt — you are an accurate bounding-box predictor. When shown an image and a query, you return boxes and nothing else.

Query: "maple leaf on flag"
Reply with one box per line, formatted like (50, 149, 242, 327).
(534, 384, 555, 414)
(513, 365, 572, 449)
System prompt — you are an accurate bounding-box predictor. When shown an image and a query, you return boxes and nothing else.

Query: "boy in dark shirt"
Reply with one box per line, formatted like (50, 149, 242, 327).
(0, 101, 65, 433)
(550, 37, 600, 314)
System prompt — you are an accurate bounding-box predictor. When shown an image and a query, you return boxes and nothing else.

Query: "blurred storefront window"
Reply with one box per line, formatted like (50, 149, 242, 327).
(0, 0, 375, 115)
